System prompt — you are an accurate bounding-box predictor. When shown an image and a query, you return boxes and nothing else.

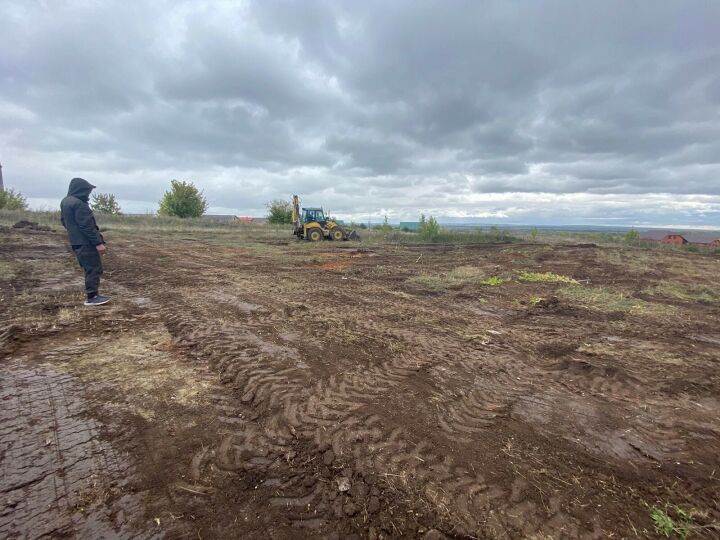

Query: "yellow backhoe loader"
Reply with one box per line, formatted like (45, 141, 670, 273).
(291, 195, 359, 241)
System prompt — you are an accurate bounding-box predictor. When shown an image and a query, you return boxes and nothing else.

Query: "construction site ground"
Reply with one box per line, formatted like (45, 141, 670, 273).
(1, 223, 719, 539)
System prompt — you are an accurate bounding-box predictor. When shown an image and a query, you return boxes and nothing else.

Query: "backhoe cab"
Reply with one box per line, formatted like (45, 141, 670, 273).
(292, 195, 358, 241)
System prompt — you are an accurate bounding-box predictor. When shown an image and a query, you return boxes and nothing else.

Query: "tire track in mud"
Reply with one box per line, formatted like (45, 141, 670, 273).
(158, 291, 601, 537)
(0, 360, 152, 539)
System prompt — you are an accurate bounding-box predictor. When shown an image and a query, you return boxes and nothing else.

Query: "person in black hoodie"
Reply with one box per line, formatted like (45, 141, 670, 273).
(60, 178, 110, 306)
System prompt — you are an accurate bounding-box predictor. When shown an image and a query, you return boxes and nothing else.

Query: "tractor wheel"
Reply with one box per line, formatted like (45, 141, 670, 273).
(330, 227, 345, 241)
(306, 227, 324, 242)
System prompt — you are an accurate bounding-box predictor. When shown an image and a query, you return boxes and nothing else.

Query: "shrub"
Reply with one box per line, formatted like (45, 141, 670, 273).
(378, 215, 392, 237)
(267, 199, 293, 224)
(0, 188, 28, 210)
(418, 214, 441, 241)
(623, 228, 640, 244)
(158, 180, 208, 218)
(91, 193, 122, 214)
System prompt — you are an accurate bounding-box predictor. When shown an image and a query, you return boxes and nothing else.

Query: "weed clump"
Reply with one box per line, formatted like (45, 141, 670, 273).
(650, 504, 703, 539)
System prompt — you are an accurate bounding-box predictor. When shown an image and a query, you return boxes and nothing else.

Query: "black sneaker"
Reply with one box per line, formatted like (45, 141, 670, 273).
(84, 295, 111, 306)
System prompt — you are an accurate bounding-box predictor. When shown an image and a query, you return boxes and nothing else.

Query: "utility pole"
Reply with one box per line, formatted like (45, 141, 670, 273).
(0, 161, 4, 190)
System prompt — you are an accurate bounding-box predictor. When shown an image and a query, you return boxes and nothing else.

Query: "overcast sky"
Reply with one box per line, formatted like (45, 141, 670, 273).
(1, 0, 719, 226)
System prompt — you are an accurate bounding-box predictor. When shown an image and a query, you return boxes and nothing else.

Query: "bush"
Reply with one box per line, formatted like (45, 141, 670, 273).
(158, 180, 208, 218)
(266, 199, 293, 224)
(0, 188, 28, 210)
(378, 215, 392, 237)
(623, 228, 640, 244)
(418, 214, 441, 241)
(91, 193, 122, 214)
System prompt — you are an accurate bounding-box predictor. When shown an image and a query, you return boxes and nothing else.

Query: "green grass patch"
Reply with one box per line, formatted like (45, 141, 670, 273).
(518, 271, 577, 283)
(646, 281, 720, 304)
(559, 285, 675, 316)
(480, 276, 506, 286)
(649, 505, 702, 539)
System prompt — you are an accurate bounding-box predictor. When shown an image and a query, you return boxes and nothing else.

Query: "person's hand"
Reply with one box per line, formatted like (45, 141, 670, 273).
(96, 244, 107, 255)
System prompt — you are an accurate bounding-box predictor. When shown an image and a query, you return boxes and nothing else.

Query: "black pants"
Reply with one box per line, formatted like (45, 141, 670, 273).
(72, 245, 103, 299)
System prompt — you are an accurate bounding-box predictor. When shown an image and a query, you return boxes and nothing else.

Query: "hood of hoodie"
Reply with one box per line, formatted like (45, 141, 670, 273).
(67, 177, 95, 202)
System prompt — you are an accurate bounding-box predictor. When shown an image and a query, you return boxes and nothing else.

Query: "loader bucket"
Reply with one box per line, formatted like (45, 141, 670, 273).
(345, 230, 360, 241)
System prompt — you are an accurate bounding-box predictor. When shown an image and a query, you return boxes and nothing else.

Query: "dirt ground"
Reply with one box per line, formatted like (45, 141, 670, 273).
(1, 225, 719, 539)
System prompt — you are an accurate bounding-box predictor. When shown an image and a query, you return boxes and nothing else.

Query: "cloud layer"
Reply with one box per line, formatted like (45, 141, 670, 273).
(2, 0, 719, 225)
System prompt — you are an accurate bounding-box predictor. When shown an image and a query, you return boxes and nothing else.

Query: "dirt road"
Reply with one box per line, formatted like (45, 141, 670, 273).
(1, 226, 719, 539)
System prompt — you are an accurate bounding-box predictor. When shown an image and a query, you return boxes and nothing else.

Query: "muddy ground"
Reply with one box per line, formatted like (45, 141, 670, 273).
(1, 225, 719, 539)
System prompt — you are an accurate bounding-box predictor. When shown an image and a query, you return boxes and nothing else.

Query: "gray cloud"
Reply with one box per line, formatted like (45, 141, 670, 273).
(1, 0, 719, 224)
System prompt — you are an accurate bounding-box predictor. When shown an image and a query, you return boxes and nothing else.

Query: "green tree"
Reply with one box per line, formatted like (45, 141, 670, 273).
(378, 215, 392, 237)
(530, 227, 539, 240)
(266, 199, 293, 224)
(91, 193, 122, 214)
(418, 214, 441, 241)
(158, 180, 208, 218)
(623, 228, 640, 244)
(0, 188, 28, 210)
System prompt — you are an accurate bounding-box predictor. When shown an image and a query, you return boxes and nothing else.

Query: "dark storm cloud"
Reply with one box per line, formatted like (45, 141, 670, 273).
(1, 0, 719, 223)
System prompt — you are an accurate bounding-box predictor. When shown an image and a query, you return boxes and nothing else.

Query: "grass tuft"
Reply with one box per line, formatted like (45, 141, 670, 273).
(650, 505, 699, 539)
(480, 276, 506, 286)
(518, 271, 577, 283)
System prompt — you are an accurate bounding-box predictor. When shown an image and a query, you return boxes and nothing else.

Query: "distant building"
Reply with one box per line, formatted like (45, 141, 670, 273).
(640, 231, 720, 246)
(399, 221, 420, 231)
(235, 217, 268, 224)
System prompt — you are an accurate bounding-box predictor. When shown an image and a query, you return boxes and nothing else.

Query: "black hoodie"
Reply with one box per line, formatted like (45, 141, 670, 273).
(60, 178, 104, 246)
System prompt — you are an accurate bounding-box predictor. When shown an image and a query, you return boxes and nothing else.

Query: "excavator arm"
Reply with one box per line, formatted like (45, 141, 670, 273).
(292, 195, 301, 228)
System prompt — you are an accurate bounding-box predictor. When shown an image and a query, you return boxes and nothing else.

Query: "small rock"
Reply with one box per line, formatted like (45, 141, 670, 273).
(336, 477, 351, 492)
(367, 496, 380, 514)
(424, 529, 447, 540)
(323, 449, 335, 466)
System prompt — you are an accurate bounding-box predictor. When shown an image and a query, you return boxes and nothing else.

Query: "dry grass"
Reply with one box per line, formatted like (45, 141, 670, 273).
(518, 271, 577, 283)
(65, 329, 211, 420)
(559, 285, 675, 316)
(0, 260, 20, 280)
(406, 265, 486, 291)
(646, 281, 720, 304)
